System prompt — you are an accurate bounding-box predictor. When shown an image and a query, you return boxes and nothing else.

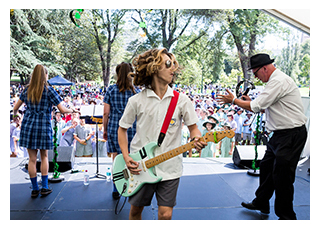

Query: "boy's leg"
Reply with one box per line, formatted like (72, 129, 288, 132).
(158, 206, 173, 220)
(156, 178, 180, 220)
(129, 205, 144, 220)
(128, 183, 156, 220)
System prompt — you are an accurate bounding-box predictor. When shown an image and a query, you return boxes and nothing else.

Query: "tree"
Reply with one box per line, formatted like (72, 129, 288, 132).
(56, 10, 101, 82)
(224, 9, 287, 83)
(276, 38, 310, 86)
(130, 9, 189, 51)
(299, 39, 310, 86)
(10, 9, 65, 83)
(174, 30, 227, 91)
(276, 41, 301, 83)
(91, 9, 128, 87)
(129, 9, 211, 52)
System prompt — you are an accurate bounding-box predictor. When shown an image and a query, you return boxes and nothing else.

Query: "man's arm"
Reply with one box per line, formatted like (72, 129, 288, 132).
(217, 89, 252, 112)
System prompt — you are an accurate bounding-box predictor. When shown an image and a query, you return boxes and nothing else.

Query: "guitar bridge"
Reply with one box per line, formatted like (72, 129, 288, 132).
(122, 169, 129, 180)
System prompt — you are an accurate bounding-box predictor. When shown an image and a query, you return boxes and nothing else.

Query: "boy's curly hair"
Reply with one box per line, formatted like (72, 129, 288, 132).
(129, 48, 180, 88)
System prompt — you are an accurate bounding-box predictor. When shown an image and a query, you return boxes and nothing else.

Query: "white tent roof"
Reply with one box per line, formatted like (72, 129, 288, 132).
(262, 9, 310, 35)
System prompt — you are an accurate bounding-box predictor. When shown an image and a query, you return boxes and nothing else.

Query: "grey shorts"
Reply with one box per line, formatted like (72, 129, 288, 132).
(243, 133, 251, 141)
(235, 133, 242, 142)
(128, 178, 180, 207)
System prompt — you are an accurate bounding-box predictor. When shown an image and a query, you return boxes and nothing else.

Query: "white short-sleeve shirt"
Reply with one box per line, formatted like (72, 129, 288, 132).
(250, 69, 307, 132)
(119, 86, 198, 181)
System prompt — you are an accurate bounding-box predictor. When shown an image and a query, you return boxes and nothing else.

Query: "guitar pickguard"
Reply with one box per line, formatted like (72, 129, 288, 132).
(113, 142, 162, 197)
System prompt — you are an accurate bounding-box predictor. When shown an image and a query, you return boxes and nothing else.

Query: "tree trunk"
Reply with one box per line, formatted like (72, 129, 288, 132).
(105, 41, 112, 88)
(92, 19, 108, 88)
(232, 34, 250, 84)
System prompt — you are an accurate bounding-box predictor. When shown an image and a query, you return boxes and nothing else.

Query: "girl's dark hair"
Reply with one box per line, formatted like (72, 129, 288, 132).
(116, 62, 136, 94)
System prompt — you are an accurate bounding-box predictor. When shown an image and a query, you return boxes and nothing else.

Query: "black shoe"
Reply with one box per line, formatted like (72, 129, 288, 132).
(241, 201, 270, 214)
(40, 188, 52, 196)
(112, 191, 120, 200)
(31, 190, 40, 198)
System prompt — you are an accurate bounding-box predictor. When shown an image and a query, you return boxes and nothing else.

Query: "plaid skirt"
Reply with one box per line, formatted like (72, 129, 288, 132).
(19, 86, 62, 150)
(20, 111, 54, 150)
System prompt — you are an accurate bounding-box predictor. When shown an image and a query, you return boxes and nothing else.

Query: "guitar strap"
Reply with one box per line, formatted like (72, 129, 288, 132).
(157, 90, 180, 147)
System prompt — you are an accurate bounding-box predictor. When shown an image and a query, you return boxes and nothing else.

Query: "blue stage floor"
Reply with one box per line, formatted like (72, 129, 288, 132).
(10, 156, 310, 220)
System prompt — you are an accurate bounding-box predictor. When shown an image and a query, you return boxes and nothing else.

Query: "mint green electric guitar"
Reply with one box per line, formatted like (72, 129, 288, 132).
(112, 130, 235, 197)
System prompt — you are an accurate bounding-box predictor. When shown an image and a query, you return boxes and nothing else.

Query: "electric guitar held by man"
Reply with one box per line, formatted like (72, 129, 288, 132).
(112, 130, 235, 197)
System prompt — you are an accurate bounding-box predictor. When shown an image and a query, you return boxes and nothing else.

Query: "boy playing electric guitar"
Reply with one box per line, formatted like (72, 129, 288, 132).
(118, 48, 207, 220)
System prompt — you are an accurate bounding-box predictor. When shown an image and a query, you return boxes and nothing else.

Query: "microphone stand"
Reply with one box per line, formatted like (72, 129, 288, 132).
(90, 105, 106, 180)
(247, 112, 261, 176)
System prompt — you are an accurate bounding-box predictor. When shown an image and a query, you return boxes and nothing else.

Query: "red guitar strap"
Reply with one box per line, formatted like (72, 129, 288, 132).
(157, 90, 180, 147)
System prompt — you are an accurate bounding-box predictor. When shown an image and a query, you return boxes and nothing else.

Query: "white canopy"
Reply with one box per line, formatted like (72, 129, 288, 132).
(262, 9, 310, 35)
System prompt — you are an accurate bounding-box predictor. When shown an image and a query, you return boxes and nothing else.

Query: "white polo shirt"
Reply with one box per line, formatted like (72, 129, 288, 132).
(119, 86, 198, 181)
(250, 69, 307, 132)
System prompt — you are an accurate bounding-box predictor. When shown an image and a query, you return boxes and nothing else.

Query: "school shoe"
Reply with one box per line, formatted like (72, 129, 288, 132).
(31, 190, 40, 198)
(40, 188, 53, 196)
(241, 201, 270, 214)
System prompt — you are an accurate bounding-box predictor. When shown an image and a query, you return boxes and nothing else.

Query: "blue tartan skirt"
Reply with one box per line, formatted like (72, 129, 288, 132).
(20, 111, 53, 150)
(19, 86, 62, 150)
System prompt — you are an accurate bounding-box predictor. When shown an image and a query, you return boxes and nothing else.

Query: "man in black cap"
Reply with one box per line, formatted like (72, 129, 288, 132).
(217, 53, 308, 220)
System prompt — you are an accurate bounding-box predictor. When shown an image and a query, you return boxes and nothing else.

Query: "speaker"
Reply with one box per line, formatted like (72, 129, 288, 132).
(232, 145, 266, 169)
(36, 146, 75, 172)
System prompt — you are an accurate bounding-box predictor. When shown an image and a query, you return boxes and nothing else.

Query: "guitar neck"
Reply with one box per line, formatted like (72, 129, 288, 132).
(144, 130, 235, 169)
(144, 137, 204, 169)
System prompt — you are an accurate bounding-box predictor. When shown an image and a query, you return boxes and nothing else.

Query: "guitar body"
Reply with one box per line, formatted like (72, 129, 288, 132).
(112, 142, 162, 197)
(112, 130, 235, 197)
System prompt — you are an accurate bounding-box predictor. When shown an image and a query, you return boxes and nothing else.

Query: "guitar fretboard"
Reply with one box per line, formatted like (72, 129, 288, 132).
(144, 138, 203, 169)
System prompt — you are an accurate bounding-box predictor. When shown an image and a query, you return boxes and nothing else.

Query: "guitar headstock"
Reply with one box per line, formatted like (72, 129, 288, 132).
(203, 130, 235, 143)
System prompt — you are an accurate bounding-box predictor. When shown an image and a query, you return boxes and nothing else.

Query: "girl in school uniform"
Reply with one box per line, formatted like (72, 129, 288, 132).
(218, 122, 235, 157)
(200, 120, 216, 158)
(13, 64, 75, 197)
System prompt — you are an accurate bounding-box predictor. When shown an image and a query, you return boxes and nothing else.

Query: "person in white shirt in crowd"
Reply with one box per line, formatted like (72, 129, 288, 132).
(196, 108, 207, 134)
(180, 121, 191, 157)
(216, 106, 226, 128)
(234, 108, 243, 145)
(226, 112, 237, 132)
(73, 94, 82, 109)
(11, 113, 28, 157)
(242, 111, 253, 145)
(217, 53, 308, 220)
(51, 111, 66, 146)
(10, 114, 20, 156)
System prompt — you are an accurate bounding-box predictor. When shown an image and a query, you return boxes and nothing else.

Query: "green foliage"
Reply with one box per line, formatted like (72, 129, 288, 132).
(10, 9, 64, 77)
(10, 9, 309, 89)
(218, 69, 242, 87)
(276, 38, 310, 86)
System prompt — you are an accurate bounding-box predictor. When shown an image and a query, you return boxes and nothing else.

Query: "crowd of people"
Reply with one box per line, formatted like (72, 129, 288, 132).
(10, 81, 266, 159)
